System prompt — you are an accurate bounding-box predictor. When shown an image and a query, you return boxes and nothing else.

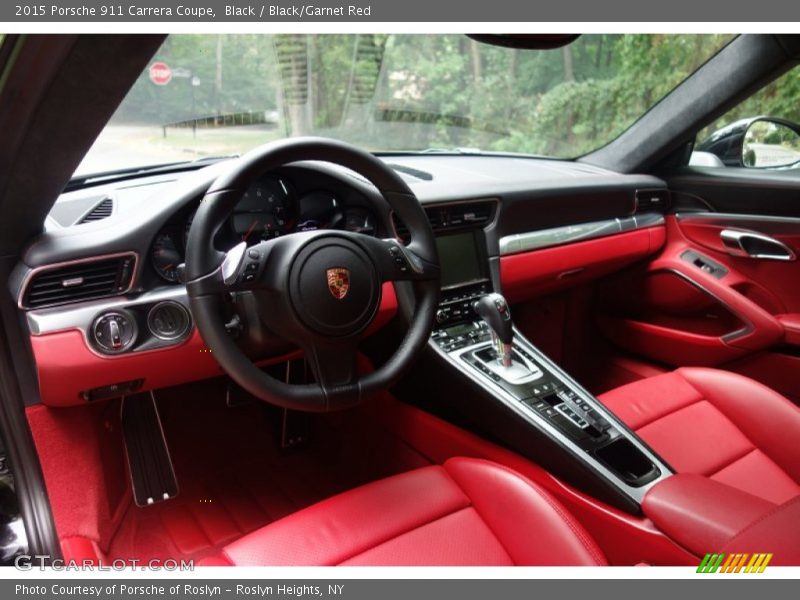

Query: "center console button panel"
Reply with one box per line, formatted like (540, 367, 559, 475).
(430, 285, 669, 504)
(432, 281, 492, 329)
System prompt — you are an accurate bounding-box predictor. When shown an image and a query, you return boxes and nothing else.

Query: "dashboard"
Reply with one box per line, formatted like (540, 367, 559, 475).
(149, 175, 378, 283)
(11, 154, 668, 407)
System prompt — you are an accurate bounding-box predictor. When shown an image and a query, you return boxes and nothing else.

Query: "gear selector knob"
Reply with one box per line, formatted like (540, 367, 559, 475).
(473, 293, 513, 345)
(474, 293, 515, 367)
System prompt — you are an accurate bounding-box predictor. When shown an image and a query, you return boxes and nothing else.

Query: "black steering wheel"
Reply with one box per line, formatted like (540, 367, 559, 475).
(185, 138, 440, 412)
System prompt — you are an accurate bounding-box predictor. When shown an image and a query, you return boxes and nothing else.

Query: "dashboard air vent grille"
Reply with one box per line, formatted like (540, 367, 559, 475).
(634, 189, 670, 214)
(23, 255, 136, 309)
(392, 200, 496, 244)
(78, 197, 114, 223)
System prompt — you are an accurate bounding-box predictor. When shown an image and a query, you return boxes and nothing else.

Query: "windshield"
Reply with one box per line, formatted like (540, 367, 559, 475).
(77, 34, 732, 176)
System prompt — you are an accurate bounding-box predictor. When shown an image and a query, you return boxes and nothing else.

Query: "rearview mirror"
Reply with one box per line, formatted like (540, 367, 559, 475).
(742, 118, 800, 168)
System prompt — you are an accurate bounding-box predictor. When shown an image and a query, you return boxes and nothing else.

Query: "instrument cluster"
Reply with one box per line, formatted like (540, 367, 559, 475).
(150, 175, 378, 283)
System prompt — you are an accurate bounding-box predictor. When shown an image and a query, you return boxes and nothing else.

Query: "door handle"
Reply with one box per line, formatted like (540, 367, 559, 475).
(720, 229, 796, 261)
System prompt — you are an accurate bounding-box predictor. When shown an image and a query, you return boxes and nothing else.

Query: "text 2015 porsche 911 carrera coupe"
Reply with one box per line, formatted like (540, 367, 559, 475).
(0, 33, 799, 567)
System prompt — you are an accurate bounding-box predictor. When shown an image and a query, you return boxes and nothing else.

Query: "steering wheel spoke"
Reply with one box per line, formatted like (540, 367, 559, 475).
(188, 240, 274, 295)
(362, 236, 440, 283)
(303, 339, 359, 389)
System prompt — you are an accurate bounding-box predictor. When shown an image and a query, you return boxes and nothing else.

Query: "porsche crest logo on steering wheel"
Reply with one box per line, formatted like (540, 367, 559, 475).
(326, 267, 351, 300)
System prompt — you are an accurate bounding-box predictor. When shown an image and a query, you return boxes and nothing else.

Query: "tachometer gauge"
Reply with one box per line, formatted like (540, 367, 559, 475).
(343, 207, 376, 235)
(151, 232, 183, 283)
(231, 177, 295, 242)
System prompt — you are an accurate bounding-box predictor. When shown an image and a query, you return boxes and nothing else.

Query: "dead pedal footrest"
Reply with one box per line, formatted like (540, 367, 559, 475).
(121, 392, 179, 506)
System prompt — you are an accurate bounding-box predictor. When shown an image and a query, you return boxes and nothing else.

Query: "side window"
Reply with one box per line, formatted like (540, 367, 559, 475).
(692, 66, 800, 169)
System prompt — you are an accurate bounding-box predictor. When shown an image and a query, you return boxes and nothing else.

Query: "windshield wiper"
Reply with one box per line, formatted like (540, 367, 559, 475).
(64, 155, 238, 193)
(419, 147, 484, 154)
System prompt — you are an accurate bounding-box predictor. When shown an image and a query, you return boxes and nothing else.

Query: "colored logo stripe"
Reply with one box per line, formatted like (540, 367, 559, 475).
(697, 553, 772, 573)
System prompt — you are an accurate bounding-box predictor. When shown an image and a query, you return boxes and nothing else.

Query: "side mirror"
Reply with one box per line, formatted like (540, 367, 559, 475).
(742, 118, 800, 168)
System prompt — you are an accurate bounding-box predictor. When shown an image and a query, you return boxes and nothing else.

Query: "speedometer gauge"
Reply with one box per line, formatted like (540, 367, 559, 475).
(151, 232, 183, 282)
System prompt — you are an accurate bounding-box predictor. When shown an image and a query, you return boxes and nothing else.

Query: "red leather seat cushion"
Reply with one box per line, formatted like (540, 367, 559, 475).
(201, 457, 606, 566)
(599, 367, 800, 504)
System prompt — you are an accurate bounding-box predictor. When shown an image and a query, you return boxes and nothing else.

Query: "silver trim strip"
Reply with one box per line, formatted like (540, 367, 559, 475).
(430, 329, 672, 505)
(27, 286, 188, 336)
(17, 251, 139, 310)
(26, 286, 193, 357)
(498, 213, 664, 256)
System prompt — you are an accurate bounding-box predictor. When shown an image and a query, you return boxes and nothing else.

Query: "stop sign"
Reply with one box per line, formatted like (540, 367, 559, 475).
(149, 62, 172, 86)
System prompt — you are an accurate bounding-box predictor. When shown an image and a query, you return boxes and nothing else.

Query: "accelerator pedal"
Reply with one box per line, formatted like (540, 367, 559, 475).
(121, 392, 178, 506)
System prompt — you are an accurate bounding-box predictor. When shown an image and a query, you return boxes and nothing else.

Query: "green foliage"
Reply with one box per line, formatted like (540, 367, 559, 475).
(110, 33, 800, 160)
(698, 67, 800, 143)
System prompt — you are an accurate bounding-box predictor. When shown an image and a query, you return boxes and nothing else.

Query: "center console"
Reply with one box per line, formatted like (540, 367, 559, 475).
(426, 214, 672, 509)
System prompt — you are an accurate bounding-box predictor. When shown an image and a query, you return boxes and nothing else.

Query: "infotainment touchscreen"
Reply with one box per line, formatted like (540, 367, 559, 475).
(435, 230, 488, 289)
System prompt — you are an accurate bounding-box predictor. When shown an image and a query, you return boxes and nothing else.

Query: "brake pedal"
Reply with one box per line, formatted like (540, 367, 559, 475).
(121, 392, 178, 506)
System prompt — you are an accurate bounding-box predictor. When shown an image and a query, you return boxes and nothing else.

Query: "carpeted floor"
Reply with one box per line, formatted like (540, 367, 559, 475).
(30, 376, 431, 564)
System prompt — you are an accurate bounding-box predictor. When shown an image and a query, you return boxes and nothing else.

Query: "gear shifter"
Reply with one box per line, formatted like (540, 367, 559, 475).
(473, 293, 514, 367)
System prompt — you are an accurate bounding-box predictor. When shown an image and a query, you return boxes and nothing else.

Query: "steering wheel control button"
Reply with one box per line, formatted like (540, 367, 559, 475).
(290, 237, 380, 337)
(147, 301, 191, 341)
(385, 240, 424, 276)
(247, 249, 260, 259)
(92, 310, 138, 354)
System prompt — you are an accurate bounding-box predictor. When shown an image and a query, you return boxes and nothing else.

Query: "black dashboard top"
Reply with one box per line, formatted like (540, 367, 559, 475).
(11, 154, 665, 305)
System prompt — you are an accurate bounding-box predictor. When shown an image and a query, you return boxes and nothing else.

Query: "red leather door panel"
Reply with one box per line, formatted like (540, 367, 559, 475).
(677, 214, 800, 314)
(596, 216, 787, 367)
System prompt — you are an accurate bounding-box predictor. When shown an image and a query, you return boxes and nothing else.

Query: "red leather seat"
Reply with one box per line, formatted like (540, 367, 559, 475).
(599, 367, 800, 505)
(200, 457, 607, 566)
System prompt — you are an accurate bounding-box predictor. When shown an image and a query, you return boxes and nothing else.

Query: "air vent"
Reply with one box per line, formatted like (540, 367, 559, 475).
(392, 200, 496, 243)
(78, 197, 114, 223)
(443, 202, 495, 227)
(23, 254, 136, 309)
(635, 189, 670, 214)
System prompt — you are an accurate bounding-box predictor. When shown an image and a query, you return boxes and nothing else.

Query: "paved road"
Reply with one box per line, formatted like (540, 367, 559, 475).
(75, 125, 196, 176)
(748, 142, 800, 168)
